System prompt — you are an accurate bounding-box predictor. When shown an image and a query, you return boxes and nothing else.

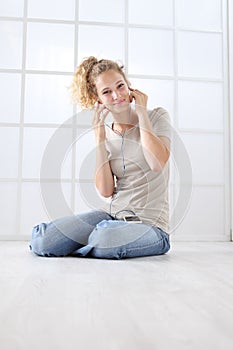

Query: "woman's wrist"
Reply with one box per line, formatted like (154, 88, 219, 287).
(95, 136, 106, 145)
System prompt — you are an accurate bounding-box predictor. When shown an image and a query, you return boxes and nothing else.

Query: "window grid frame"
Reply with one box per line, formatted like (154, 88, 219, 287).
(0, 0, 230, 240)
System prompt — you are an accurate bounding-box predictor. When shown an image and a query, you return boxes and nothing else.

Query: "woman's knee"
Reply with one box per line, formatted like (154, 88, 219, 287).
(159, 230, 170, 254)
(29, 223, 59, 257)
(162, 236, 170, 254)
(29, 229, 47, 257)
(29, 221, 85, 257)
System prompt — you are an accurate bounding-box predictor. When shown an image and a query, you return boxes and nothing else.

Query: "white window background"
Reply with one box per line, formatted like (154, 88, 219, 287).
(0, 0, 231, 241)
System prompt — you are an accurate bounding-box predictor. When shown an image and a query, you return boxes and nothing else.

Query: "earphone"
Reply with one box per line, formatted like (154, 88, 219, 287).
(109, 129, 126, 216)
(128, 89, 134, 103)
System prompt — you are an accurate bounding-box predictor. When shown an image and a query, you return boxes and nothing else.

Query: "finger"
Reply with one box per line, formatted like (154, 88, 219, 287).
(129, 88, 141, 96)
(93, 110, 100, 125)
(93, 108, 108, 126)
(95, 102, 106, 113)
(132, 87, 144, 93)
(99, 109, 109, 123)
(129, 87, 141, 93)
(93, 104, 106, 123)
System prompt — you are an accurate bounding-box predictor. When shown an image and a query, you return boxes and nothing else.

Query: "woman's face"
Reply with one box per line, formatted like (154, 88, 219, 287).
(95, 69, 130, 113)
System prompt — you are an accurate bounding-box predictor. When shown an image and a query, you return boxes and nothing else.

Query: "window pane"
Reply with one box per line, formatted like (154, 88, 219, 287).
(128, 28, 174, 76)
(78, 25, 124, 63)
(22, 127, 72, 179)
(0, 73, 21, 123)
(0, 183, 18, 236)
(177, 31, 223, 79)
(79, 0, 125, 23)
(75, 109, 93, 127)
(76, 128, 96, 180)
(20, 182, 72, 236)
(129, 0, 173, 26)
(0, 21, 23, 69)
(24, 74, 73, 124)
(0, 127, 19, 178)
(26, 23, 74, 71)
(27, 0, 75, 20)
(176, 0, 222, 31)
(0, 0, 24, 17)
(175, 186, 225, 239)
(178, 81, 223, 130)
(179, 133, 224, 184)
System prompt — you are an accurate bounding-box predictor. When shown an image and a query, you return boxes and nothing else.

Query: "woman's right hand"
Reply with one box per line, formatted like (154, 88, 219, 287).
(92, 102, 109, 144)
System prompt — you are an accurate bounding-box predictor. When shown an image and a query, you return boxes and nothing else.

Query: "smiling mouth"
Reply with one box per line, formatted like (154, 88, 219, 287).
(113, 99, 125, 105)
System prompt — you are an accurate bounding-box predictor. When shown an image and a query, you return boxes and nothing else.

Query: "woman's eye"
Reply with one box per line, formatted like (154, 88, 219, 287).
(103, 90, 110, 95)
(118, 83, 124, 88)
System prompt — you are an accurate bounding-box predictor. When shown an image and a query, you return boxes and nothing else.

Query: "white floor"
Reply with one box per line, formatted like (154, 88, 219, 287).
(0, 241, 233, 350)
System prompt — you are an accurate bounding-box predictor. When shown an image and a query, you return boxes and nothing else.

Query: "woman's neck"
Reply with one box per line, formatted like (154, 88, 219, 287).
(112, 122, 134, 134)
(111, 107, 138, 133)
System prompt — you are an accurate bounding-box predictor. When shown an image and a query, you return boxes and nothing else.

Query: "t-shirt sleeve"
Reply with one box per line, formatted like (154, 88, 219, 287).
(149, 107, 171, 140)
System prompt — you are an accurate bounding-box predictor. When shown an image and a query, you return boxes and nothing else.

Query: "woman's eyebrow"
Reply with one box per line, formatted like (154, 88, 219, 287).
(115, 80, 124, 85)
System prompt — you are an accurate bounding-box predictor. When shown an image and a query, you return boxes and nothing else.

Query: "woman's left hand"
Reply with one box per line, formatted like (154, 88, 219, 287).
(129, 87, 148, 113)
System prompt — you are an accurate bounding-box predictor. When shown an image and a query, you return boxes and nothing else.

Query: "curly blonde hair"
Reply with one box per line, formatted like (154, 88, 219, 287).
(71, 56, 130, 109)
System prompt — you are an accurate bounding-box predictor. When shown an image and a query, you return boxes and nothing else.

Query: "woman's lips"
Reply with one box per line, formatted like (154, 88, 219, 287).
(113, 99, 125, 105)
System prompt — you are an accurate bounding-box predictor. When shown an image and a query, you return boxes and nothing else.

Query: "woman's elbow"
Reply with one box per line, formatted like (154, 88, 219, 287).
(99, 191, 113, 198)
(151, 163, 165, 173)
(151, 155, 170, 172)
(96, 186, 113, 198)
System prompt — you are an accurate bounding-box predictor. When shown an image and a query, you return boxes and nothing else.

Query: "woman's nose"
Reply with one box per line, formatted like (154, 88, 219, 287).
(111, 91, 118, 100)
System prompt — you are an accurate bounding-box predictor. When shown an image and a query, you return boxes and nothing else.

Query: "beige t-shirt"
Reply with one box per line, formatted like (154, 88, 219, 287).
(102, 107, 171, 233)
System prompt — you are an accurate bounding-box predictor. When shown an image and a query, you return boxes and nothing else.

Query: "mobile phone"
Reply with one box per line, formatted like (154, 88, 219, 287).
(124, 215, 142, 223)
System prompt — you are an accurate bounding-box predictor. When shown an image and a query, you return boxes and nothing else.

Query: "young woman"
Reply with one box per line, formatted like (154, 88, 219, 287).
(29, 56, 171, 259)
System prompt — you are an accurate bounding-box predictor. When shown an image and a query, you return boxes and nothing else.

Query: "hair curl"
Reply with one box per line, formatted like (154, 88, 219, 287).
(71, 56, 130, 109)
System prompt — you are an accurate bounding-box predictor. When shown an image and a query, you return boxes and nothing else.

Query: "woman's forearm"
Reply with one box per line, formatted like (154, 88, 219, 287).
(129, 89, 170, 172)
(95, 143, 114, 198)
(138, 111, 170, 172)
(92, 103, 114, 197)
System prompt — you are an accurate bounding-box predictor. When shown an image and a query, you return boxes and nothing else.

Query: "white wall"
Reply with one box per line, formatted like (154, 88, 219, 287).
(229, 0, 233, 241)
(0, 0, 230, 241)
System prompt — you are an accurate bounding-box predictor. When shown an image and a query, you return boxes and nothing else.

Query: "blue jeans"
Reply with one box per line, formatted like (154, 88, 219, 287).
(29, 210, 170, 259)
